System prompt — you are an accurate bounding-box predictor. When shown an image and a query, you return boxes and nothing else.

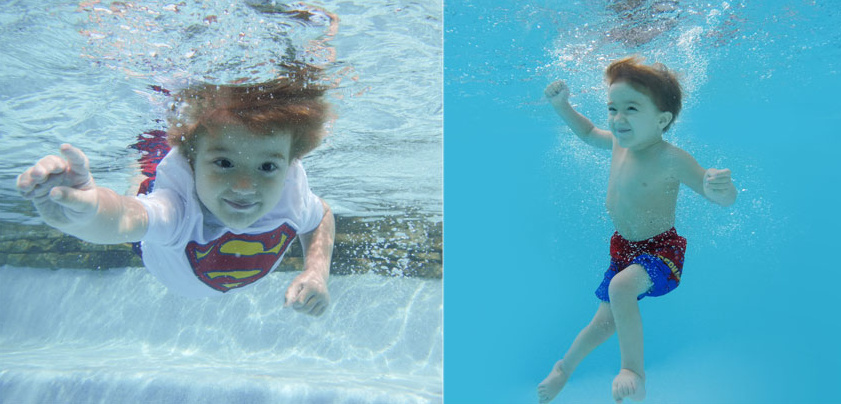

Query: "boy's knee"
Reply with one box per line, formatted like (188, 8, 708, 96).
(608, 273, 638, 302)
(608, 265, 652, 302)
(608, 279, 633, 302)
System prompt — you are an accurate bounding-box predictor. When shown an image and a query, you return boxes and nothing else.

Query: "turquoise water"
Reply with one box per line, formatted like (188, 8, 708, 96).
(445, 1, 840, 403)
(0, 1, 442, 402)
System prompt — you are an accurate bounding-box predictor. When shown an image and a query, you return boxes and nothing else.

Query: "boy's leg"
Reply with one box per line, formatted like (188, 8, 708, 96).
(538, 302, 615, 403)
(607, 263, 653, 402)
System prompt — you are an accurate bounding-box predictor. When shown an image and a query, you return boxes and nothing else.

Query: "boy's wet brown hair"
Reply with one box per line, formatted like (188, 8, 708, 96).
(605, 56, 682, 131)
(167, 64, 330, 162)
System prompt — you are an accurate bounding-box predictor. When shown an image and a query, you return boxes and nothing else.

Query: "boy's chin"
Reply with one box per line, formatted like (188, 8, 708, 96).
(615, 137, 633, 148)
(222, 218, 259, 230)
(214, 213, 261, 230)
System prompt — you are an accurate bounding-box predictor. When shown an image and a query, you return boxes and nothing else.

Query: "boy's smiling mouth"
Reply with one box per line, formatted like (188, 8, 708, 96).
(223, 198, 260, 211)
(615, 127, 632, 136)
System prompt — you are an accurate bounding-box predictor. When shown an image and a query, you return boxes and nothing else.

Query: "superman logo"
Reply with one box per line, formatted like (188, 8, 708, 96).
(186, 224, 296, 292)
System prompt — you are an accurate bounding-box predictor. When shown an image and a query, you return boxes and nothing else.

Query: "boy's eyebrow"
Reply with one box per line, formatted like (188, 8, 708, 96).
(206, 146, 232, 154)
(206, 146, 287, 160)
(607, 100, 640, 105)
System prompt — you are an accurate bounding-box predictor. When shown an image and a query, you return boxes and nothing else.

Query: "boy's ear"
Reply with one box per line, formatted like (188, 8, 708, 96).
(658, 111, 674, 130)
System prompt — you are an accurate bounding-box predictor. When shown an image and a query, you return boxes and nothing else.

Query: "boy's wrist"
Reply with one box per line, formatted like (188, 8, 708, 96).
(549, 98, 571, 108)
(302, 252, 331, 280)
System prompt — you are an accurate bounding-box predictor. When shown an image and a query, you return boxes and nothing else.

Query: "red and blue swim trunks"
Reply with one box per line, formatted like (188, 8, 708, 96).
(595, 227, 687, 302)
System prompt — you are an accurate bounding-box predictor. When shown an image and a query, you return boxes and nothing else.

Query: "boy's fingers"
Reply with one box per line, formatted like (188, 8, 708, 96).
(284, 278, 327, 314)
(49, 186, 95, 212)
(22, 177, 63, 200)
(59, 144, 91, 176)
(705, 172, 731, 184)
(291, 288, 314, 310)
(300, 291, 317, 310)
(284, 281, 302, 307)
(545, 81, 567, 97)
(34, 156, 68, 179)
(16, 171, 37, 192)
(706, 168, 731, 178)
(311, 300, 326, 316)
(18, 156, 64, 188)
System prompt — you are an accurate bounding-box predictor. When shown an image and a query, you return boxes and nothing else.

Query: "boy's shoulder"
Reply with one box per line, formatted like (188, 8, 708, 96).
(659, 140, 695, 163)
(656, 140, 704, 183)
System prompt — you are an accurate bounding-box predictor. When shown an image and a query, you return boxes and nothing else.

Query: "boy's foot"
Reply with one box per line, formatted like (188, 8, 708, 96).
(612, 368, 646, 403)
(537, 360, 570, 403)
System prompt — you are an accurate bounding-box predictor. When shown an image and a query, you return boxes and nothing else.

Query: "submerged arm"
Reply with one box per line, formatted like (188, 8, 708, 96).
(545, 80, 613, 150)
(299, 198, 335, 281)
(61, 188, 148, 243)
(670, 146, 737, 207)
(284, 198, 335, 316)
(16, 144, 148, 244)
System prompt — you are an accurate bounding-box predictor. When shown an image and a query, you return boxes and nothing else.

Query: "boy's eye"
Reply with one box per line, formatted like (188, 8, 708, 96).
(628, 106, 638, 111)
(214, 159, 233, 168)
(260, 162, 279, 172)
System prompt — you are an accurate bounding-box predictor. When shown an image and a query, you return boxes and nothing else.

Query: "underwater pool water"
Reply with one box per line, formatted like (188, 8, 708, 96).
(445, 0, 840, 403)
(0, 1, 442, 402)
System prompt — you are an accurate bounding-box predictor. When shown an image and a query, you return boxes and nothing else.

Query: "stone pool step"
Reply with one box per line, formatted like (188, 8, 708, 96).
(0, 215, 441, 278)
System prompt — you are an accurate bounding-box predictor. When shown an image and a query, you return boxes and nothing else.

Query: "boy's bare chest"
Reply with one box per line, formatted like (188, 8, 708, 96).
(606, 152, 675, 206)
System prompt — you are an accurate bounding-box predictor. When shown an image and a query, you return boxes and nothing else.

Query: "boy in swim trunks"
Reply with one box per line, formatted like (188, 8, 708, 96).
(537, 56, 737, 403)
(16, 67, 335, 316)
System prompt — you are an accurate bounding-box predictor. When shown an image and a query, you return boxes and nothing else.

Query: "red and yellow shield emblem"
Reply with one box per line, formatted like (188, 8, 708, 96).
(186, 224, 296, 292)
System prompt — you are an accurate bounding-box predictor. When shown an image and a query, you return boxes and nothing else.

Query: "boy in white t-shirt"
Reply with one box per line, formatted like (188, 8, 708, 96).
(16, 67, 335, 316)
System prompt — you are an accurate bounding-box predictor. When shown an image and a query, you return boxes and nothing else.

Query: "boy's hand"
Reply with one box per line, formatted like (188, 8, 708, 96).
(703, 168, 737, 206)
(284, 270, 330, 316)
(544, 80, 571, 105)
(16, 144, 99, 229)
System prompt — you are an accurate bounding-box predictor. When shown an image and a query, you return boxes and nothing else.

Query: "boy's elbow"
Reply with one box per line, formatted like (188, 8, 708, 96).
(316, 198, 336, 236)
(320, 198, 334, 222)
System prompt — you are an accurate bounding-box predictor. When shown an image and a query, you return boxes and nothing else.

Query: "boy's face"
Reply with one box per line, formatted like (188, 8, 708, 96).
(193, 124, 293, 230)
(607, 80, 673, 150)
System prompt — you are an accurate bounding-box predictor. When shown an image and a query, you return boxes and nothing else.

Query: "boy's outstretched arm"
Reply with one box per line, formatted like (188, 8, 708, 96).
(284, 198, 334, 317)
(669, 146, 738, 207)
(545, 80, 613, 150)
(16, 144, 148, 244)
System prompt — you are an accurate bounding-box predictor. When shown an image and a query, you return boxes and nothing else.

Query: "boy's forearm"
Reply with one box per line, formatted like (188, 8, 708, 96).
(551, 100, 597, 140)
(65, 187, 148, 244)
(299, 199, 335, 281)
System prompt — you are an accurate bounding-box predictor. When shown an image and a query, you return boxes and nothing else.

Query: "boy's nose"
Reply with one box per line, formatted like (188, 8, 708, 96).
(231, 174, 256, 194)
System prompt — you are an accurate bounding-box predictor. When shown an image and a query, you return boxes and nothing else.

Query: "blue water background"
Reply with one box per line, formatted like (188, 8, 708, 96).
(445, 1, 840, 402)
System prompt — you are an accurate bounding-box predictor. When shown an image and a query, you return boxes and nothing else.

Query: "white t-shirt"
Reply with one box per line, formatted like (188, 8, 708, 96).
(137, 147, 324, 298)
